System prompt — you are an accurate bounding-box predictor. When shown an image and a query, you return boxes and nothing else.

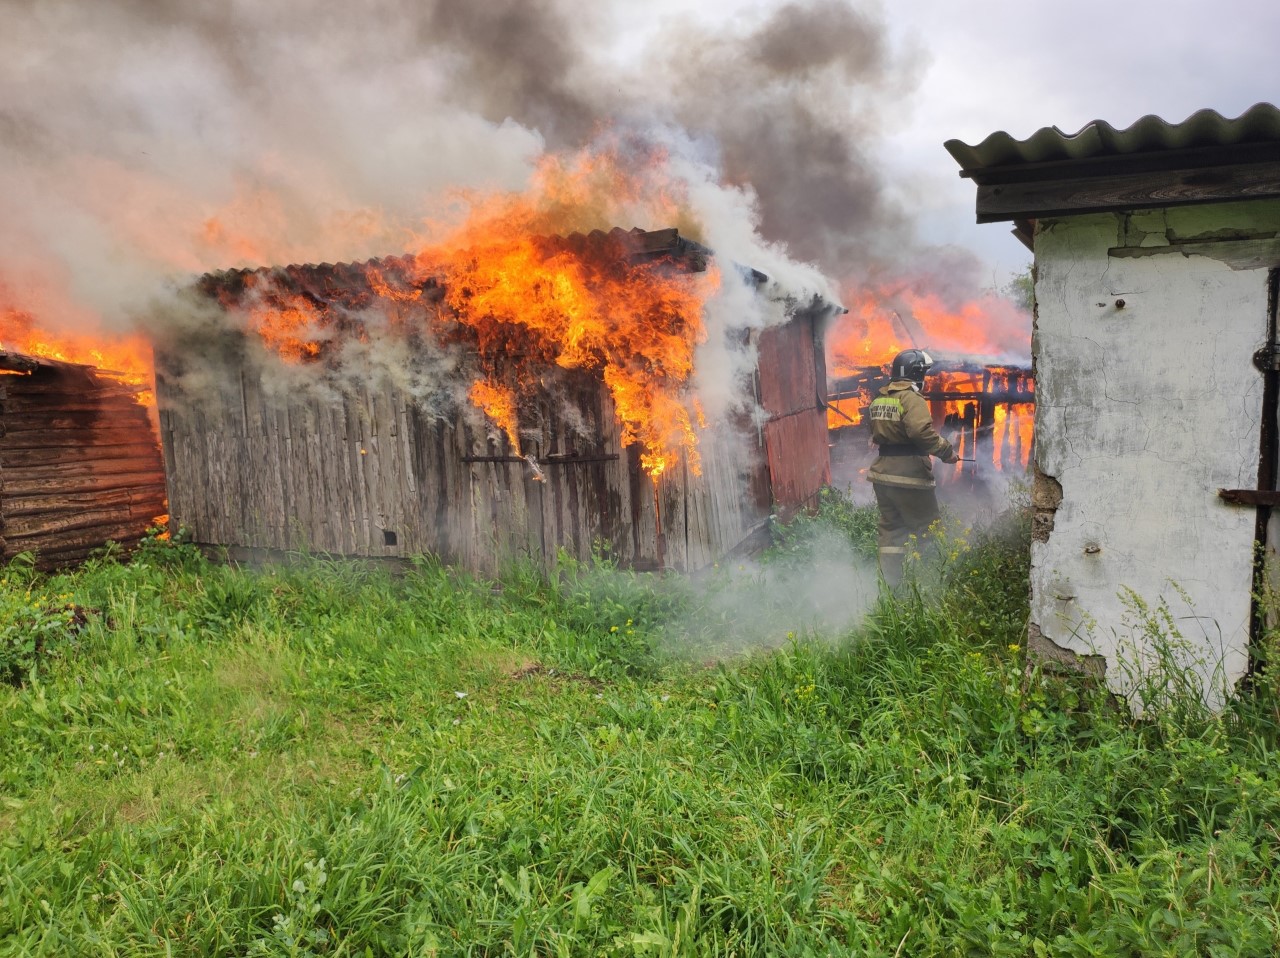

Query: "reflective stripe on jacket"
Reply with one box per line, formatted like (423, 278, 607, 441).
(866, 380, 955, 489)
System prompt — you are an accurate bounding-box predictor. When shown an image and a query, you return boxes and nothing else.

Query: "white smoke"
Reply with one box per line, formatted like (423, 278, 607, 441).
(0, 0, 906, 333)
(665, 527, 883, 655)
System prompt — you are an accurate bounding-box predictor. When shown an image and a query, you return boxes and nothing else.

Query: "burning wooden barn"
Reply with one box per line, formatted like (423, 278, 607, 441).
(947, 101, 1280, 708)
(0, 350, 168, 568)
(827, 359, 1035, 493)
(156, 227, 835, 574)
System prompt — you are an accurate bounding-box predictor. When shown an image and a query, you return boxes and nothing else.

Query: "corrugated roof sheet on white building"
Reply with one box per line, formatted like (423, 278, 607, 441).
(945, 102, 1280, 179)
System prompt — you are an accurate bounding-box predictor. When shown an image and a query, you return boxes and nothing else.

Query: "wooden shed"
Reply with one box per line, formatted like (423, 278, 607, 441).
(156, 228, 834, 574)
(1, 350, 168, 568)
(946, 102, 1280, 708)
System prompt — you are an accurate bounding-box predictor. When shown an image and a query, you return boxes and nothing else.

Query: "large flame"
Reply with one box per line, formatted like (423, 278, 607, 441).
(415, 148, 714, 478)
(827, 282, 1031, 378)
(220, 148, 715, 477)
(826, 278, 1034, 472)
(0, 302, 155, 402)
(420, 232, 713, 479)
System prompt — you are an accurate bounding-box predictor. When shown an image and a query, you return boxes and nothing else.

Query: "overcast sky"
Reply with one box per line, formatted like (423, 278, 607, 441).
(612, 0, 1280, 284)
(874, 0, 1280, 279)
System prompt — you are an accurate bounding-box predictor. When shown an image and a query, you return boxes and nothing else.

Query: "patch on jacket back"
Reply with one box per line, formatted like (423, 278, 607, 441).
(868, 397, 903, 421)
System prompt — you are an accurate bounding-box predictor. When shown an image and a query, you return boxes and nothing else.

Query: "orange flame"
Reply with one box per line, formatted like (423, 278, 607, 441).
(0, 303, 155, 403)
(469, 379, 521, 452)
(827, 282, 1030, 378)
(218, 148, 715, 477)
(421, 232, 712, 478)
(237, 278, 328, 364)
(413, 147, 711, 477)
(826, 277, 1034, 472)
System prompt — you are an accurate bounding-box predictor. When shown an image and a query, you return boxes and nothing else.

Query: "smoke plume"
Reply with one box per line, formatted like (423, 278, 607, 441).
(1, 0, 1027, 490)
(0, 0, 935, 330)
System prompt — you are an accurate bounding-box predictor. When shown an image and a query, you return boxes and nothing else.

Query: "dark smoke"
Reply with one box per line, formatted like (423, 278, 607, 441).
(0, 0, 937, 335)
(413, 0, 606, 147)
(652, 0, 923, 272)
(391, 0, 928, 275)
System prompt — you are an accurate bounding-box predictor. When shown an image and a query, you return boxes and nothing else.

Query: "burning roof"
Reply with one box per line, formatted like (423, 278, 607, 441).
(0, 307, 155, 403)
(157, 227, 835, 573)
(190, 227, 761, 479)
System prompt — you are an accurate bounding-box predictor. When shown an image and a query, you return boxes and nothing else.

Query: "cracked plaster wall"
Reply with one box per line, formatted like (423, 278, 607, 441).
(1031, 200, 1280, 710)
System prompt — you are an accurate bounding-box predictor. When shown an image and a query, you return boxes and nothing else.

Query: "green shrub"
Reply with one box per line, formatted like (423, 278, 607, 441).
(769, 485, 879, 564)
(937, 493, 1032, 647)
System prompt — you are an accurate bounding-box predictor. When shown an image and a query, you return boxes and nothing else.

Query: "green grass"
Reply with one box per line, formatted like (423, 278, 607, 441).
(1, 496, 1279, 956)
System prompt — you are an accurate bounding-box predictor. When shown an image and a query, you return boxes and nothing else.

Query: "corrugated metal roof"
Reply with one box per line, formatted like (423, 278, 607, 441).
(202, 227, 712, 287)
(945, 102, 1280, 177)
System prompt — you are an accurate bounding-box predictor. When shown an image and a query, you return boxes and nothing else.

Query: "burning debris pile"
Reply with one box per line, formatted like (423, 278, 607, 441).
(822, 277, 1035, 494)
(156, 227, 836, 573)
(828, 359, 1034, 489)
(0, 350, 167, 568)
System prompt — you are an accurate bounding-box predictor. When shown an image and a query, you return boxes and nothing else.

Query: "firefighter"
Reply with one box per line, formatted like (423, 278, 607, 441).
(867, 348, 958, 588)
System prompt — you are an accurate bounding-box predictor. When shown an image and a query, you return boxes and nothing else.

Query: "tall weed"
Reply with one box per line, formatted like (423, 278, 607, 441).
(2, 489, 1279, 955)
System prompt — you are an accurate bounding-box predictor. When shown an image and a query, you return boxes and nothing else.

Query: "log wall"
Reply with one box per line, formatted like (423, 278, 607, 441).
(0, 353, 169, 568)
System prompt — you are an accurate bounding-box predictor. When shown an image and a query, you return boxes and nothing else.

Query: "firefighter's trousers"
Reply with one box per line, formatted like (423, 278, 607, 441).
(871, 482, 941, 589)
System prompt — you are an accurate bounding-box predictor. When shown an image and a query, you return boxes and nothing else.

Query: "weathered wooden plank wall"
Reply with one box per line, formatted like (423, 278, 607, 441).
(157, 346, 780, 574)
(756, 312, 831, 517)
(1, 355, 168, 568)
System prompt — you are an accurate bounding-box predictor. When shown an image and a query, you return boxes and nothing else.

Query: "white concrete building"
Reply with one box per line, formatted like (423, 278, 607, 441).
(947, 104, 1280, 709)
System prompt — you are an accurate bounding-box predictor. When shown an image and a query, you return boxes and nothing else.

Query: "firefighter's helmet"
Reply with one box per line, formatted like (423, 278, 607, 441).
(890, 348, 935, 385)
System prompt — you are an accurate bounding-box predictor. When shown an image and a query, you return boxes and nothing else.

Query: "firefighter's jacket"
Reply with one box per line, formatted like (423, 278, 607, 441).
(866, 380, 955, 489)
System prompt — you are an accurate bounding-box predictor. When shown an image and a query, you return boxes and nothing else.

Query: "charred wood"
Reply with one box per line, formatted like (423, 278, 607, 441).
(2, 486, 167, 518)
(1, 352, 166, 569)
(1, 442, 163, 468)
